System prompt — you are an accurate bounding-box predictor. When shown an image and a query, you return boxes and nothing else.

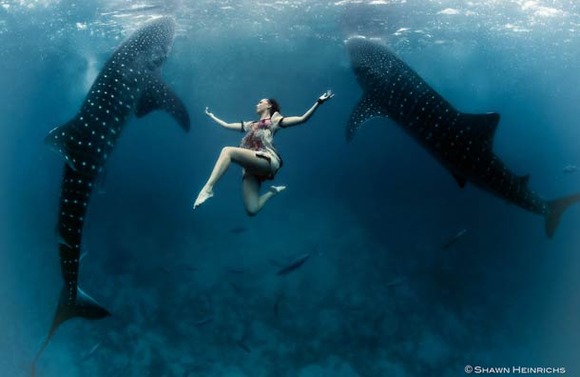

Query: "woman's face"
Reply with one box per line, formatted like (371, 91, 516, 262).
(256, 98, 271, 114)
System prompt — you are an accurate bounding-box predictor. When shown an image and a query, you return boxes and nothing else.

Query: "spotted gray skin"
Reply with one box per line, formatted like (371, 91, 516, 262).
(346, 36, 580, 238)
(35, 16, 190, 369)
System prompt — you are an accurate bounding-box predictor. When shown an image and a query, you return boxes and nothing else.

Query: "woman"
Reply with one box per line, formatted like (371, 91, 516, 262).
(193, 90, 334, 215)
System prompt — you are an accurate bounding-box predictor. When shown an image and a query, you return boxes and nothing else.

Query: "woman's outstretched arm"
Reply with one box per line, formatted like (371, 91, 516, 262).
(276, 90, 334, 128)
(205, 107, 246, 131)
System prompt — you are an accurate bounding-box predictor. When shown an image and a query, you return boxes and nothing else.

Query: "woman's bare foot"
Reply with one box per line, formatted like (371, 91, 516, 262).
(193, 187, 214, 209)
(270, 185, 286, 194)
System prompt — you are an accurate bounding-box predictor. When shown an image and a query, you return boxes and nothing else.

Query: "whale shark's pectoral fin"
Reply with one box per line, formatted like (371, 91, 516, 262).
(44, 119, 83, 171)
(135, 76, 191, 132)
(346, 94, 386, 141)
(452, 173, 467, 188)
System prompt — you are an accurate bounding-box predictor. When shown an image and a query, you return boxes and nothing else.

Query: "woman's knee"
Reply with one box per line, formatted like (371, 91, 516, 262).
(244, 202, 260, 217)
(243, 196, 260, 216)
(245, 207, 259, 217)
(220, 146, 234, 157)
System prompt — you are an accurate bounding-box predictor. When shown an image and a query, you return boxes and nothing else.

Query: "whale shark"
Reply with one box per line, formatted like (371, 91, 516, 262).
(345, 36, 580, 238)
(34, 16, 190, 371)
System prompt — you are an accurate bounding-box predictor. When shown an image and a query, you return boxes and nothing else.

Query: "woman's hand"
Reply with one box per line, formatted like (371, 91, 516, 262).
(205, 107, 214, 117)
(317, 90, 335, 104)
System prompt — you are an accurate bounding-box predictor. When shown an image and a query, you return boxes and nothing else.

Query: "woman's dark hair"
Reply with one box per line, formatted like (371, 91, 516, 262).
(267, 98, 281, 116)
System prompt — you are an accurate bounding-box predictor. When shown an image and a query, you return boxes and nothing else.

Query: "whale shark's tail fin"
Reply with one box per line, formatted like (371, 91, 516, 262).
(51, 286, 111, 330)
(32, 287, 110, 375)
(545, 193, 580, 238)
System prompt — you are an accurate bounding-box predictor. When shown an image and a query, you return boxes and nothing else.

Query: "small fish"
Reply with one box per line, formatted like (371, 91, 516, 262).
(385, 278, 406, 288)
(276, 253, 311, 276)
(441, 228, 467, 250)
(563, 164, 578, 173)
(225, 267, 245, 274)
(193, 316, 214, 327)
(268, 259, 284, 268)
(229, 226, 247, 234)
(236, 340, 251, 353)
(81, 341, 102, 361)
(273, 294, 283, 318)
(158, 266, 171, 274)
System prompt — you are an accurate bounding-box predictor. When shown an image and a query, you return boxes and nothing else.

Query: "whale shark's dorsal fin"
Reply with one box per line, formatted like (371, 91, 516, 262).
(346, 94, 386, 141)
(519, 174, 530, 187)
(444, 112, 500, 187)
(458, 112, 500, 153)
(135, 75, 191, 132)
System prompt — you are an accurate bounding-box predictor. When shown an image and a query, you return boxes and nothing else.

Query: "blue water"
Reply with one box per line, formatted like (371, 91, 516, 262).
(1, 1, 580, 376)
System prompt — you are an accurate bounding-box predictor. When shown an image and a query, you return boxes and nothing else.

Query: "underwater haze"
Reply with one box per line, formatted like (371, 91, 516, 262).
(1, 0, 580, 376)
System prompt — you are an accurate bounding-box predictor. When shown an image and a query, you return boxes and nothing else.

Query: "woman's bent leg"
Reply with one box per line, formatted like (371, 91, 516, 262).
(243, 175, 286, 216)
(194, 147, 272, 209)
